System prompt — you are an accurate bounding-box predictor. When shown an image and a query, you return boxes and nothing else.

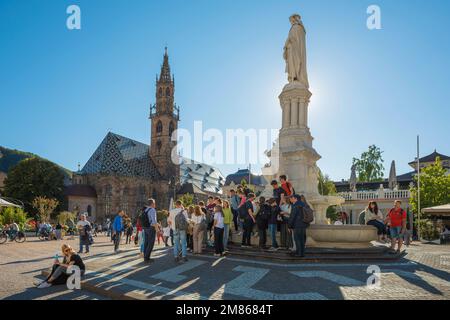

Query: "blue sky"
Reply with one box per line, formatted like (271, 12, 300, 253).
(0, 0, 449, 180)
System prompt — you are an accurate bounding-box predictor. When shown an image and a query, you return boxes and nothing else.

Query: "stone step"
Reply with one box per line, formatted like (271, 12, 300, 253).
(207, 245, 402, 262)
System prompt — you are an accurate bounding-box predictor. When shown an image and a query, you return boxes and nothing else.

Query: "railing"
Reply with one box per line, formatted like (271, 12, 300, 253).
(338, 189, 410, 201)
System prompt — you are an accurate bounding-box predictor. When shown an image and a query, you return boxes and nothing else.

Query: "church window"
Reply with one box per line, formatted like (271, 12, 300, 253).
(157, 140, 162, 153)
(159, 87, 163, 97)
(166, 87, 171, 96)
(156, 121, 163, 135)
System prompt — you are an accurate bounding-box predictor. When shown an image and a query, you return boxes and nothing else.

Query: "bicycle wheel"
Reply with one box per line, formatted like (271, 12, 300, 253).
(0, 234, 7, 244)
(15, 232, 26, 243)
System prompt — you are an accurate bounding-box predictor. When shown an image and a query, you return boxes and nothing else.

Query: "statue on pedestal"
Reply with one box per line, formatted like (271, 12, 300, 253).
(284, 14, 309, 88)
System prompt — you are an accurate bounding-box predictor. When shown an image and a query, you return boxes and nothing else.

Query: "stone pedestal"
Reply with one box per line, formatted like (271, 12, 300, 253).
(278, 81, 344, 222)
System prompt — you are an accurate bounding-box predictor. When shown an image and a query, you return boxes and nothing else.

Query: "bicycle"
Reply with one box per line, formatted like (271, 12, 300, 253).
(0, 229, 27, 244)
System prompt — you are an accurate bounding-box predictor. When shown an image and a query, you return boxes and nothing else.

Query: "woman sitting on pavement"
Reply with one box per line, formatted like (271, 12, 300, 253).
(363, 201, 386, 243)
(36, 244, 86, 289)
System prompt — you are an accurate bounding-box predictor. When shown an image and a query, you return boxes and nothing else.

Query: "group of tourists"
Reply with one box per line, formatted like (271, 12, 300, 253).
(105, 174, 315, 262)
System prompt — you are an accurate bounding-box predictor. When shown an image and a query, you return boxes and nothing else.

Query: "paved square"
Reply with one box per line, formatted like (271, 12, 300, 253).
(1, 235, 449, 300)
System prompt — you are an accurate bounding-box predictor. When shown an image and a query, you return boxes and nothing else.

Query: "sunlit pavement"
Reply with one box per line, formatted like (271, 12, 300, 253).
(0, 235, 449, 300)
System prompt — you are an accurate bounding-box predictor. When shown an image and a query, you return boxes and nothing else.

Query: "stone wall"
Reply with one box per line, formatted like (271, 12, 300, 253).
(82, 174, 170, 222)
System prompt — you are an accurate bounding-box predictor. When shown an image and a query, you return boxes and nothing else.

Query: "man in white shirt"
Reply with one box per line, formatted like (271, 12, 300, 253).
(77, 214, 91, 253)
(168, 200, 189, 262)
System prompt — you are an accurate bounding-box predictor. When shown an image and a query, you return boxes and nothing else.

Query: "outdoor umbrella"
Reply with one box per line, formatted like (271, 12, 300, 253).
(0, 197, 21, 208)
(389, 160, 397, 190)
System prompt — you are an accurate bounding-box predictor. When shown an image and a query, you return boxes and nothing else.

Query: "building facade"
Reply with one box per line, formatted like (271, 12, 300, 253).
(66, 49, 223, 222)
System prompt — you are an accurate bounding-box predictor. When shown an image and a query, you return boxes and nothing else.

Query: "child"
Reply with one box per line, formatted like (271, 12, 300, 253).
(213, 205, 225, 257)
(163, 225, 171, 247)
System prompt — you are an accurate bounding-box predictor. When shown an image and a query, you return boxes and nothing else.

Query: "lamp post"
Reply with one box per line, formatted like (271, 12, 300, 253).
(417, 135, 421, 240)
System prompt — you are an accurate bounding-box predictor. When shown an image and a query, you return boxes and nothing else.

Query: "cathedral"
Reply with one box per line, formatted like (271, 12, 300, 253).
(65, 49, 225, 222)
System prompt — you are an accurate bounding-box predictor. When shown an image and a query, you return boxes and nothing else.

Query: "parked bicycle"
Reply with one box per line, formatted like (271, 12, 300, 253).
(0, 229, 27, 244)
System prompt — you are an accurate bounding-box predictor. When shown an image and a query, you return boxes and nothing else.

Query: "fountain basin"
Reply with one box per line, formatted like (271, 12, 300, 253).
(307, 224, 378, 249)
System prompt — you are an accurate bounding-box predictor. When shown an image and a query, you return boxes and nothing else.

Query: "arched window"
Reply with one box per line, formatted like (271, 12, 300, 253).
(158, 87, 163, 97)
(165, 87, 171, 96)
(169, 122, 175, 137)
(157, 140, 162, 153)
(104, 184, 112, 217)
(156, 121, 163, 134)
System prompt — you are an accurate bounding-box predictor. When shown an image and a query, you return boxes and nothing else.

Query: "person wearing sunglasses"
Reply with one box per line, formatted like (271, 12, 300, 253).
(36, 244, 85, 289)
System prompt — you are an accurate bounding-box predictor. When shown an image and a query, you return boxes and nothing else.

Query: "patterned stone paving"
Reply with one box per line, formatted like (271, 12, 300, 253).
(1, 236, 449, 300)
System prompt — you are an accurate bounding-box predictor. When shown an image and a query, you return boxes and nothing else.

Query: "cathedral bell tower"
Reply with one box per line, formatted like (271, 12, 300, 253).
(150, 47, 180, 180)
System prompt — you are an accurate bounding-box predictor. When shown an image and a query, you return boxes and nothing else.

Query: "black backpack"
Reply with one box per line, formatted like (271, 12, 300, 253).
(258, 204, 271, 222)
(238, 203, 248, 220)
(139, 207, 151, 228)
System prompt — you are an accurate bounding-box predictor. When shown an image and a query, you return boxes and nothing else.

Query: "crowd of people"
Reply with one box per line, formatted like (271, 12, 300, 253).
(100, 175, 313, 262)
(35, 175, 417, 289)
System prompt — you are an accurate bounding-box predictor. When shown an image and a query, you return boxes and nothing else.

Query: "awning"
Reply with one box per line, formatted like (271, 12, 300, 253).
(0, 198, 21, 208)
(422, 204, 450, 217)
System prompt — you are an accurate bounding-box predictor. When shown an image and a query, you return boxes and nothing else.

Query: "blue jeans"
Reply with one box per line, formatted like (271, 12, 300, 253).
(79, 238, 89, 253)
(293, 228, 307, 256)
(223, 224, 230, 250)
(173, 230, 187, 258)
(268, 224, 278, 248)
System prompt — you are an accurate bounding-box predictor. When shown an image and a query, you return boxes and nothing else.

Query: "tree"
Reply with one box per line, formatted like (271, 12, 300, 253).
(352, 145, 385, 182)
(317, 169, 337, 196)
(0, 207, 30, 230)
(3, 157, 65, 213)
(32, 196, 59, 222)
(177, 193, 194, 207)
(410, 158, 450, 217)
(57, 211, 76, 226)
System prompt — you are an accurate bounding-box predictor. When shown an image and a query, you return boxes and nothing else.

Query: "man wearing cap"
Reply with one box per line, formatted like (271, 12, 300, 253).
(288, 194, 308, 257)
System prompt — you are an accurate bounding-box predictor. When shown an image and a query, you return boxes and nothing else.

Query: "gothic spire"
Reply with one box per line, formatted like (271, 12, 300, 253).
(159, 47, 172, 83)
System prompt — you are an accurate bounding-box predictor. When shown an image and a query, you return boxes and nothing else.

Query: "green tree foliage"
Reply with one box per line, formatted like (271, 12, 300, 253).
(177, 193, 194, 207)
(4, 157, 65, 213)
(410, 158, 450, 216)
(317, 169, 337, 196)
(0, 207, 30, 230)
(57, 211, 76, 226)
(32, 196, 59, 222)
(352, 145, 385, 182)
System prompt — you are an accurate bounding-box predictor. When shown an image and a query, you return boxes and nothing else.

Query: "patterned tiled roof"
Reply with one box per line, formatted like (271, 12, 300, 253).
(81, 132, 161, 179)
(179, 157, 225, 194)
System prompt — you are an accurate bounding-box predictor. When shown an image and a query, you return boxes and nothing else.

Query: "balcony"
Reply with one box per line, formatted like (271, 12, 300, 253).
(338, 189, 410, 202)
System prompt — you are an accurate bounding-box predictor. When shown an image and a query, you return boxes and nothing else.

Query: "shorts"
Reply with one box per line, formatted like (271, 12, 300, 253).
(390, 226, 403, 239)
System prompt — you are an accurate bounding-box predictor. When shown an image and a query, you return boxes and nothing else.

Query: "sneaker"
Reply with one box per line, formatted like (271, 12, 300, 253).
(181, 257, 188, 263)
(37, 281, 52, 289)
(268, 247, 278, 252)
(174, 257, 180, 263)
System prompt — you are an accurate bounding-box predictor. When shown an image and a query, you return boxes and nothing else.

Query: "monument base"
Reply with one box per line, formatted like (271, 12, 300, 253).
(231, 224, 378, 249)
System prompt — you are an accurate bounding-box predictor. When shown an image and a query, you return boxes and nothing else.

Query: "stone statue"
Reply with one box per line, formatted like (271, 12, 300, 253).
(283, 14, 309, 88)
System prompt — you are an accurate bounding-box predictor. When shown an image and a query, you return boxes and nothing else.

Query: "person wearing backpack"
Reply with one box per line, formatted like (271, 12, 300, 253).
(288, 195, 309, 258)
(141, 199, 158, 263)
(169, 200, 189, 263)
(256, 197, 270, 249)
